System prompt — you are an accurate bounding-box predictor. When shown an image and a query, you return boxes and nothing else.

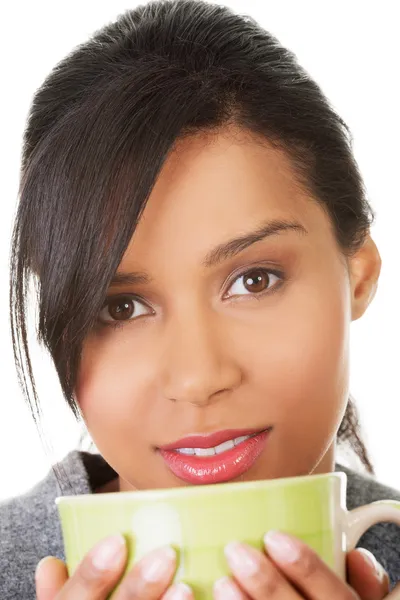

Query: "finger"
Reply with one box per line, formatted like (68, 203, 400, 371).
(264, 531, 358, 600)
(347, 549, 389, 600)
(57, 533, 127, 599)
(222, 541, 301, 599)
(214, 576, 249, 600)
(36, 557, 69, 600)
(113, 546, 183, 600)
(162, 582, 195, 600)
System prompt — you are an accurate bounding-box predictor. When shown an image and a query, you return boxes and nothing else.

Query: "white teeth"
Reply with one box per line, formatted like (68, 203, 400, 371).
(194, 447, 216, 457)
(233, 435, 249, 446)
(175, 434, 252, 456)
(215, 439, 235, 454)
(176, 447, 195, 455)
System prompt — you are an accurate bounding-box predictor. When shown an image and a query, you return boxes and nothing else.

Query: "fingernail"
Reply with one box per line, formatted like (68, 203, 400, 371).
(214, 576, 243, 600)
(164, 582, 193, 599)
(35, 556, 53, 579)
(264, 531, 301, 564)
(91, 534, 126, 571)
(224, 542, 259, 577)
(358, 548, 385, 581)
(139, 546, 176, 583)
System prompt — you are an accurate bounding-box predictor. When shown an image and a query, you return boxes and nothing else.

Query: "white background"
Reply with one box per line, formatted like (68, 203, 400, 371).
(0, 1, 398, 501)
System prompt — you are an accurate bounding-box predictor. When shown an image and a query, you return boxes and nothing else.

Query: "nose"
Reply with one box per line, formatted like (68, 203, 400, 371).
(159, 308, 242, 407)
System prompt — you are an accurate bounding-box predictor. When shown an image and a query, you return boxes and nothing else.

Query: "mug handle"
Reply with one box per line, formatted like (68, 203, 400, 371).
(346, 500, 400, 597)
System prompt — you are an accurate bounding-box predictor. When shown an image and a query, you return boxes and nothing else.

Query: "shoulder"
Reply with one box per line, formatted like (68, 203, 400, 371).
(0, 474, 64, 598)
(340, 464, 400, 509)
(339, 464, 400, 588)
(0, 450, 91, 599)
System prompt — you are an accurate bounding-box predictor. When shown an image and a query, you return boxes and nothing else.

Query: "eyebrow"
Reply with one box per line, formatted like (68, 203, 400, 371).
(109, 218, 307, 287)
(203, 218, 307, 268)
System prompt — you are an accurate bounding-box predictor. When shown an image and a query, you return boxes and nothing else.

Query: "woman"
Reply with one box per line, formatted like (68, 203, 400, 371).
(2, 0, 399, 598)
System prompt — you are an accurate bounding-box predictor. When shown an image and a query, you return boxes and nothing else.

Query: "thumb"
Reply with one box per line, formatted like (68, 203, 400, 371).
(347, 548, 389, 600)
(35, 556, 69, 600)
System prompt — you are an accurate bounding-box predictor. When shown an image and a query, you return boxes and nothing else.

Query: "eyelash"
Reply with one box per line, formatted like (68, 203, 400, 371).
(98, 266, 285, 331)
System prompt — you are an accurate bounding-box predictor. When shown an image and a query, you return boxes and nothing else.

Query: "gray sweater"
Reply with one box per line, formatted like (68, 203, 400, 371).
(1, 451, 400, 598)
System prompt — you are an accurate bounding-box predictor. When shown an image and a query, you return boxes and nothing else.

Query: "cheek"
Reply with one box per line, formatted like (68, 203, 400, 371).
(236, 274, 351, 474)
(241, 277, 350, 419)
(75, 337, 152, 436)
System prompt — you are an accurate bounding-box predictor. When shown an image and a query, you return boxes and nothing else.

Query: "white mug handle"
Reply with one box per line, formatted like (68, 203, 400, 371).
(346, 500, 400, 598)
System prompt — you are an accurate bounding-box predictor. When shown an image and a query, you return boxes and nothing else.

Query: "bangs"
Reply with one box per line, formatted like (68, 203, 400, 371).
(13, 60, 231, 412)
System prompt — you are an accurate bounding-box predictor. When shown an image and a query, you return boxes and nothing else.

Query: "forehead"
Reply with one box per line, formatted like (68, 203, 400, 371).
(120, 128, 331, 265)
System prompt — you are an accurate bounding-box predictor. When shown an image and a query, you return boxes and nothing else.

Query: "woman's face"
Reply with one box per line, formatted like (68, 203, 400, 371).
(76, 127, 380, 491)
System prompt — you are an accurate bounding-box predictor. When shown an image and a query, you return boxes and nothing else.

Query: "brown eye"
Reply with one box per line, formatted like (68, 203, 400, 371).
(98, 295, 150, 325)
(108, 297, 135, 321)
(243, 270, 270, 293)
(227, 268, 281, 297)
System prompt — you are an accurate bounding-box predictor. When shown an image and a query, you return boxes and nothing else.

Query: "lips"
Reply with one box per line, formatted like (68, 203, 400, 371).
(158, 427, 272, 485)
(159, 428, 266, 451)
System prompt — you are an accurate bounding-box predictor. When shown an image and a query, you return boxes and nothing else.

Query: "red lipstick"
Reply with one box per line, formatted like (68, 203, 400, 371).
(158, 427, 272, 485)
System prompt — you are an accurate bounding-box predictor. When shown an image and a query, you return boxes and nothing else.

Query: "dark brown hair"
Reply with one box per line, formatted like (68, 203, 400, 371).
(10, 0, 374, 485)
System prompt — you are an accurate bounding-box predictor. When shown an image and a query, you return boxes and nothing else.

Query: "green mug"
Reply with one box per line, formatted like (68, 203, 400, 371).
(56, 471, 400, 599)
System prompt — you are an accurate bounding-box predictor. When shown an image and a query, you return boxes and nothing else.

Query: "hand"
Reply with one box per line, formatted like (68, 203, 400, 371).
(35, 534, 194, 600)
(214, 531, 391, 600)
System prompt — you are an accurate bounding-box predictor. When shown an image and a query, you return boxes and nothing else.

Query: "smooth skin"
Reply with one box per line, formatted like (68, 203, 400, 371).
(36, 126, 389, 598)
